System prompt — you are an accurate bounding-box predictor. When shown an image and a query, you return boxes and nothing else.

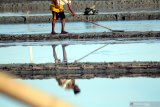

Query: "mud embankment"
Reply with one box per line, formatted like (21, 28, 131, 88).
(0, 11, 160, 24)
(0, 62, 160, 79)
(0, 0, 159, 13)
(0, 31, 160, 42)
(0, 0, 160, 23)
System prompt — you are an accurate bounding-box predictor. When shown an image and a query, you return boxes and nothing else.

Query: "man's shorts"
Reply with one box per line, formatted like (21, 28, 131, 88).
(52, 11, 65, 20)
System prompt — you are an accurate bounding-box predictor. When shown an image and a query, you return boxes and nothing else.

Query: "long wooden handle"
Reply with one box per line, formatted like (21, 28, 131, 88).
(0, 72, 74, 107)
(75, 16, 113, 31)
(65, 9, 113, 31)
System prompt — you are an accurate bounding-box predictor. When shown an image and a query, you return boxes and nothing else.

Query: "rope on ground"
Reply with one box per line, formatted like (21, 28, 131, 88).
(74, 44, 108, 63)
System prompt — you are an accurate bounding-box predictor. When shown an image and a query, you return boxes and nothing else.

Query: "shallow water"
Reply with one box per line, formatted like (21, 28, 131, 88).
(0, 40, 160, 64)
(0, 20, 160, 34)
(0, 78, 160, 107)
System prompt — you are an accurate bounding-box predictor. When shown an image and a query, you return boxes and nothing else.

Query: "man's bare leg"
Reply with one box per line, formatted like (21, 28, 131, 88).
(61, 19, 68, 34)
(52, 45, 60, 64)
(51, 19, 57, 34)
(62, 44, 68, 63)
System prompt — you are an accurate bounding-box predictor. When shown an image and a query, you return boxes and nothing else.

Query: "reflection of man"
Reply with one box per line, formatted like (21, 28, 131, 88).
(56, 79, 80, 94)
(52, 44, 81, 94)
(52, 44, 68, 64)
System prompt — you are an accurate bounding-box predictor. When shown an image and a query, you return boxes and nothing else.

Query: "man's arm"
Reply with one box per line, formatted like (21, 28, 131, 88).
(60, 0, 75, 16)
(67, 3, 75, 16)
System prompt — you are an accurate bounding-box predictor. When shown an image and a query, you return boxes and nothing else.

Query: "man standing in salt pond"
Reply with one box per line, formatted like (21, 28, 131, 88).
(50, 0, 75, 34)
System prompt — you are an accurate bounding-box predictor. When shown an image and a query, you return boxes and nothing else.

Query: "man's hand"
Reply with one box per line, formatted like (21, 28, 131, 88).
(71, 12, 75, 16)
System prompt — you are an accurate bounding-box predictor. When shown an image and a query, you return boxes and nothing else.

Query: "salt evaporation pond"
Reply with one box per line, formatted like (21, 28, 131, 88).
(0, 40, 160, 64)
(0, 20, 160, 34)
(0, 20, 160, 107)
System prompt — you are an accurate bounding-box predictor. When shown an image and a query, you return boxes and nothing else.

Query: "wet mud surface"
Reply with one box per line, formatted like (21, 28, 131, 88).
(0, 11, 160, 24)
(1, 62, 160, 79)
(0, 31, 160, 42)
(0, 0, 159, 13)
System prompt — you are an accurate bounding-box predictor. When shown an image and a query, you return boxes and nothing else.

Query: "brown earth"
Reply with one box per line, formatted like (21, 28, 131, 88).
(0, 31, 160, 42)
(0, 11, 160, 24)
(0, 0, 159, 13)
(0, 62, 160, 79)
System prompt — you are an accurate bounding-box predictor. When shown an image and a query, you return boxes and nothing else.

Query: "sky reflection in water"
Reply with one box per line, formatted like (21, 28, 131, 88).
(0, 40, 160, 64)
(0, 78, 160, 107)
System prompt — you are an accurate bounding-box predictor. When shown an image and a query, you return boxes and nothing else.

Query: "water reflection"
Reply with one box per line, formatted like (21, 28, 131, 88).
(52, 44, 68, 64)
(0, 43, 160, 106)
(56, 79, 80, 95)
(0, 41, 160, 64)
(52, 44, 81, 94)
(84, 22, 97, 29)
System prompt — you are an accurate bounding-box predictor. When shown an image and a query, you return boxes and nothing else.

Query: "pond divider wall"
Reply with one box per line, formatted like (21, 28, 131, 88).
(0, 11, 160, 24)
(0, 31, 160, 42)
(0, 62, 160, 79)
(0, 0, 160, 13)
